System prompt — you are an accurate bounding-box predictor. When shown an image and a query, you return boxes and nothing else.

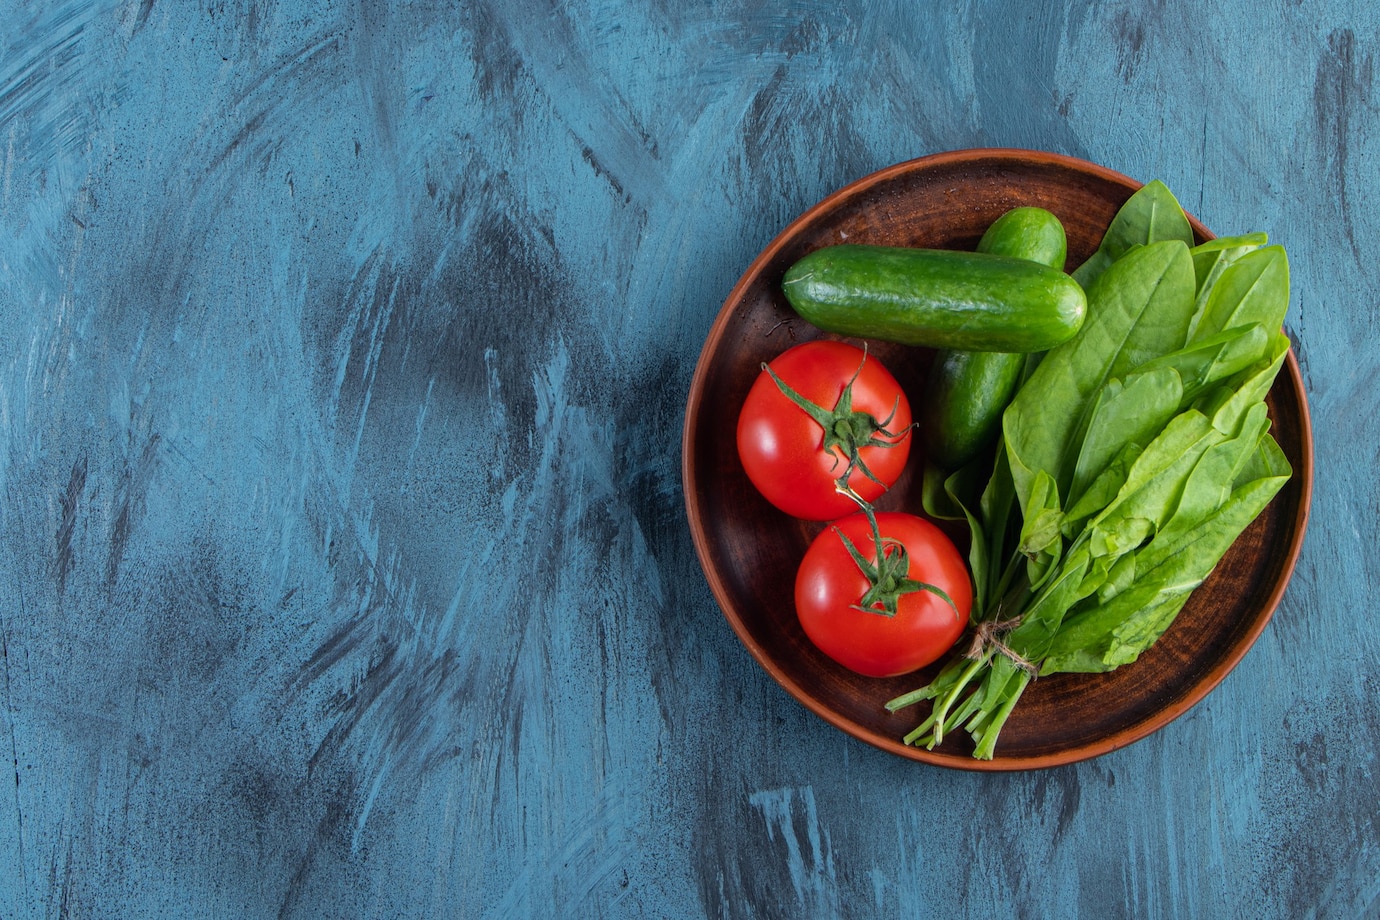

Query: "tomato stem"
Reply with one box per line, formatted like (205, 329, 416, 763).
(832, 501, 960, 620)
(761, 347, 911, 496)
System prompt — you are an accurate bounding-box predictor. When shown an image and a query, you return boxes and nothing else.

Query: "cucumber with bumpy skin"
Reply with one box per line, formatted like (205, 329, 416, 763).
(781, 242, 1085, 352)
(922, 349, 1029, 470)
(977, 206, 1068, 272)
(922, 207, 1069, 469)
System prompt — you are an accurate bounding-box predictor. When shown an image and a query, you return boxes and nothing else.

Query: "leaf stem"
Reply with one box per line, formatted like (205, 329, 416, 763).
(929, 653, 989, 745)
(972, 671, 1032, 760)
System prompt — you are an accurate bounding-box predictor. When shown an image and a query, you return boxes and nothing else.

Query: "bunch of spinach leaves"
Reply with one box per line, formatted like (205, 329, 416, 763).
(889, 181, 1294, 760)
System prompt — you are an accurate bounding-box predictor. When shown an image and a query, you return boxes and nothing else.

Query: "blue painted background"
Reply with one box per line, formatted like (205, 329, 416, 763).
(0, 2, 1375, 917)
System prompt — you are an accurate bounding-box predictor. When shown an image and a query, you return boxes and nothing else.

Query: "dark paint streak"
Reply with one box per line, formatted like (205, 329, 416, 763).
(275, 786, 353, 920)
(740, 63, 790, 179)
(970, 0, 1090, 157)
(618, 353, 703, 736)
(1037, 768, 1083, 845)
(1312, 28, 1374, 266)
(581, 144, 628, 200)
(1277, 691, 1380, 916)
(55, 838, 74, 920)
(279, 144, 688, 895)
(289, 161, 588, 837)
(471, 0, 663, 205)
(144, 541, 246, 686)
(54, 455, 86, 595)
(0, 603, 23, 894)
(126, 27, 346, 322)
(106, 433, 160, 589)
(0, 1, 110, 170)
(1112, 10, 1146, 83)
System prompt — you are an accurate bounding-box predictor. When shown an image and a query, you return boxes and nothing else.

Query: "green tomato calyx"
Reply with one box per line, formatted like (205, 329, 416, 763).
(832, 506, 960, 620)
(761, 349, 910, 497)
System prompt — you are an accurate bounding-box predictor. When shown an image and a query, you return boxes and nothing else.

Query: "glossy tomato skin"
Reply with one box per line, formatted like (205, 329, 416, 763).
(795, 512, 972, 678)
(736, 341, 912, 521)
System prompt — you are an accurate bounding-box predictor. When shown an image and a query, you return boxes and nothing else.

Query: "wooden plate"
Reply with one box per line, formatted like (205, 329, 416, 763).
(682, 149, 1314, 771)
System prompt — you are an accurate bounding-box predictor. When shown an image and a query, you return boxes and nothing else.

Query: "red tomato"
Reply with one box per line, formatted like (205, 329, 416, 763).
(795, 512, 971, 677)
(736, 341, 912, 521)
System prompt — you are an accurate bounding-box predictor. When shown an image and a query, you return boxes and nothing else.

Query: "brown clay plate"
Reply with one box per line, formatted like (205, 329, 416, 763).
(682, 148, 1314, 771)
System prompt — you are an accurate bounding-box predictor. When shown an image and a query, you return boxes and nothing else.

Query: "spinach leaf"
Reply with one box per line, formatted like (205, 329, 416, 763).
(1005, 239, 1197, 516)
(1072, 180, 1194, 289)
(1001, 541, 1098, 661)
(921, 462, 965, 522)
(1067, 365, 1183, 510)
(1063, 442, 1142, 535)
(1190, 233, 1268, 290)
(1134, 324, 1270, 405)
(974, 442, 1023, 619)
(1190, 245, 1290, 344)
(1062, 325, 1268, 519)
(1084, 408, 1223, 544)
(1186, 233, 1268, 338)
(1039, 430, 1290, 674)
(1018, 469, 1063, 587)
(1199, 331, 1291, 435)
(1142, 403, 1272, 564)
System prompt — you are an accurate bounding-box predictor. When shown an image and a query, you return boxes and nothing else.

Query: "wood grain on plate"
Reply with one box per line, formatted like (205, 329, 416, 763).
(683, 149, 1314, 771)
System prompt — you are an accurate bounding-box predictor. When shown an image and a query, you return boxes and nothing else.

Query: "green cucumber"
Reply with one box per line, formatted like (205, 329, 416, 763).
(922, 349, 1029, 470)
(922, 207, 1069, 470)
(978, 206, 1067, 271)
(781, 243, 1085, 352)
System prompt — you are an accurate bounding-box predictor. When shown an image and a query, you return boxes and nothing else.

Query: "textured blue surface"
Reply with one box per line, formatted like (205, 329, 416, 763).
(0, 2, 1375, 918)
